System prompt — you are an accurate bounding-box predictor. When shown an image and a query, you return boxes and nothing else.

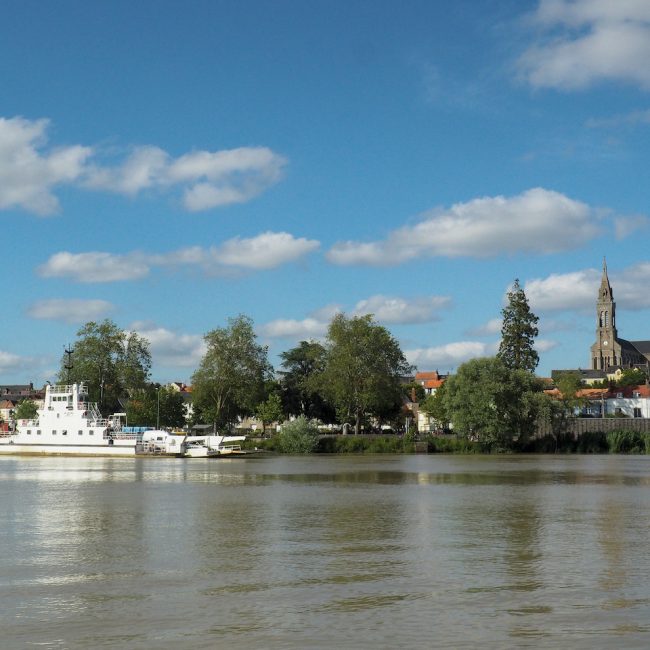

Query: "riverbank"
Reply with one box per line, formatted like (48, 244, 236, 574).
(245, 429, 650, 454)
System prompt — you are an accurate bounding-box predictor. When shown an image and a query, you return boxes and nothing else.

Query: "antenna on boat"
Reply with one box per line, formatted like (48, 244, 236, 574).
(64, 345, 74, 384)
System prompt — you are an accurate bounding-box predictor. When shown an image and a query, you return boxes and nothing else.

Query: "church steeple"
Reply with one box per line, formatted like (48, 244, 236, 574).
(592, 257, 617, 369)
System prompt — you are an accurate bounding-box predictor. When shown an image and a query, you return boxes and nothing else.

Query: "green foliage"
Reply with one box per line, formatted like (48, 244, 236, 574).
(316, 435, 411, 454)
(425, 435, 483, 454)
(319, 314, 412, 435)
(576, 431, 608, 453)
(403, 381, 426, 403)
(497, 279, 539, 372)
(14, 399, 38, 421)
(255, 391, 285, 434)
(279, 341, 335, 422)
(616, 368, 647, 387)
(61, 319, 152, 414)
(420, 384, 449, 430)
(127, 385, 186, 428)
(191, 315, 272, 429)
(441, 357, 548, 447)
(277, 416, 320, 453)
(606, 429, 646, 453)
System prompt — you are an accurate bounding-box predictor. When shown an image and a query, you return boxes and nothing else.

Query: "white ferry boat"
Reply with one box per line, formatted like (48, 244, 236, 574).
(0, 382, 140, 456)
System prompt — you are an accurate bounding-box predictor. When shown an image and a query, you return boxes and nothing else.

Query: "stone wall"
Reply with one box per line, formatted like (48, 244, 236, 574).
(537, 417, 650, 438)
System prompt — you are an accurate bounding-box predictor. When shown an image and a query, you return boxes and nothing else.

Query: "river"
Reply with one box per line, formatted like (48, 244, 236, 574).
(1, 454, 650, 649)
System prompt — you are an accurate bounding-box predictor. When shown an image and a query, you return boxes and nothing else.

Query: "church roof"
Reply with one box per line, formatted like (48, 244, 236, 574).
(629, 340, 650, 355)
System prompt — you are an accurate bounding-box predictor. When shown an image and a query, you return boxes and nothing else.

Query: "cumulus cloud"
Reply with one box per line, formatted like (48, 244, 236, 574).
(535, 339, 559, 353)
(0, 115, 286, 215)
(26, 298, 114, 323)
(465, 318, 503, 337)
(524, 262, 650, 313)
(260, 294, 451, 340)
(0, 116, 92, 215)
(38, 231, 319, 282)
(327, 188, 603, 266)
(0, 350, 32, 374)
(130, 321, 206, 369)
(519, 1, 650, 90)
(352, 294, 451, 324)
(86, 145, 286, 211)
(614, 215, 650, 239)
(405, 341, 497, 370)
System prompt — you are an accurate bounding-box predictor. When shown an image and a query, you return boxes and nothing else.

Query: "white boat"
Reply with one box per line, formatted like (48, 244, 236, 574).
(0, 382, 140, 456)
(182, 435, 246, 458)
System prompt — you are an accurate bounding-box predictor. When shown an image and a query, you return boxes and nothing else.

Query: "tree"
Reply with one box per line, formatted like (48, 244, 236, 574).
(14, 399, 38, 421)
(497, 279, 539, 372)
(279, 340, 336, 422)
(420, 383, 449, 431)
(191, 315, 272, 430)
(617, 368, 647, 387)
(61, 319, 152, 414)
(277, 416, 320, 453)
(319, 314, 412, 435)
(126, 384, 187, 429)
(255, 389, 285, 435)
(441, 356, 548, 447)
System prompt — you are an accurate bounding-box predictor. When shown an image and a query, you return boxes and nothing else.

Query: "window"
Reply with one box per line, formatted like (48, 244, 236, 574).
(27, 429, 31, 435)
(78, 430, 83, 435)
(89, 430, 94, 436)
(634, 392, 641, 398)
(62, 430, 67, 436)
(617, 392, 623, 399)
(634, 408, 642, 418)
(37, 430, 41, 435)
(52, 430, 56, 435)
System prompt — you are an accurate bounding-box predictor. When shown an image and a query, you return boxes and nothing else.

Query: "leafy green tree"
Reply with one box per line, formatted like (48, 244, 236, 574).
(403, 381, 426, 403)
(14, 399, 38, 421)
(442, 356, 547, 447)
(319, 314, 412, 435)
(61, 319, 152, 414)
(497, 279, 539, 372)
(279, 340, 336, 422)
(277, 416, 319, 453)
(126, 385, 186, 428)
(420, 383, 449, 430)
(255, 391, 285, 435)
(191, 315, 272, 429)
(617, 368, 647, 387)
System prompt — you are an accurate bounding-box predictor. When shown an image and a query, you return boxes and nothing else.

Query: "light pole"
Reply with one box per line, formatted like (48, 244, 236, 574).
(156, 386, 161, 430)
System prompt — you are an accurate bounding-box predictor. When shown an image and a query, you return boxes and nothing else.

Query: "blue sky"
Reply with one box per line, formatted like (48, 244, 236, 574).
(2, 0, 650, 384)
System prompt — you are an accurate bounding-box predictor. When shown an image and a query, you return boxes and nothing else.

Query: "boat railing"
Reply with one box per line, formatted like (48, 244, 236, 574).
(49, 383, 89, 396)
(218, 444, 242, 452)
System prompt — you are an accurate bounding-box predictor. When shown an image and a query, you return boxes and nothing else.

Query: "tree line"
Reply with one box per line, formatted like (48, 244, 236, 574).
(58, 313, 413, 433)
(52, 278, 605, 445)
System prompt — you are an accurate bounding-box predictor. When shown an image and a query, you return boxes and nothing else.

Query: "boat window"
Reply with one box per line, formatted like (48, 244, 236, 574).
(37, 430, 41, 435)
(62, 430, 67, 436)
(52, 430, 57, 435)
(78, 430, 83, 435)
(27, 430, 31, 435)
(89, 430, 94, 436)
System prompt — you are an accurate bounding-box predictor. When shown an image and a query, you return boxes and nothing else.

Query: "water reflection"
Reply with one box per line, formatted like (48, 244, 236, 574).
(2, 455, 650, 648)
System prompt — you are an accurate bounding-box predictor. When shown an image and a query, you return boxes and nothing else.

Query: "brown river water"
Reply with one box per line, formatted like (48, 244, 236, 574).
(1, 454, 650, 649)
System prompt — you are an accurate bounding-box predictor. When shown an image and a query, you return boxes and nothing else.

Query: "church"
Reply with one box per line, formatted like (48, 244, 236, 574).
(590, 259, 650, 371)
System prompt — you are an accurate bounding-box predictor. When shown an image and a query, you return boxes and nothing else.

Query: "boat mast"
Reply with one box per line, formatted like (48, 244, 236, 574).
(64, 345, 74, 384)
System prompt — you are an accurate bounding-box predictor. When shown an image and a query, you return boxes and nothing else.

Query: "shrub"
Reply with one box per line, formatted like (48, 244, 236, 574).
(606, 429, 646, 454)
(277, 417, 320, 453)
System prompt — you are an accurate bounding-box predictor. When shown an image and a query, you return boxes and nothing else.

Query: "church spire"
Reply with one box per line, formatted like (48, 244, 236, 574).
(600, 256, 613, 300)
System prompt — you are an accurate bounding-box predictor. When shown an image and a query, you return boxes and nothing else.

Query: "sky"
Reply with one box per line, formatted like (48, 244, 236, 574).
(2, 0, 650, 385)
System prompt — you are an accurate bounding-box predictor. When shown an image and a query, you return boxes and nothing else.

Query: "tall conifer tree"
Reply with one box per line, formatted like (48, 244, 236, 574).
(497, 279, 539, 372)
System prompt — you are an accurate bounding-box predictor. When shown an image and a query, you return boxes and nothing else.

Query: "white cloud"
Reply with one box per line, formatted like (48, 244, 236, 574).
(26, 298, 114, 323)
(0, 115, 286, 215)
(405, 341, 497, 370)
(519, 1, 650, 90)
(258, 317, 328, 339)
(524, 262, 650, 313)
(130, 321, 206, 369)
(524, 269, 599, 312)
(466, 318, 503, 337)
(0, 350, 31, 374)
(614, 215, 650, 239)
(86, 145, 286, 211)
(352, 294, 451, 324)
(0, 116, 92, 215)
(535, 338, 559, 353)
(213, 232, 320, 270)
(38, 231, 319, 283)
(327, 188, 603, 266)
(38, 251, 151, 282)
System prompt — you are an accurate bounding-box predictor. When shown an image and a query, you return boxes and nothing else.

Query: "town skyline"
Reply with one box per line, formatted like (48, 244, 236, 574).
(2, 1, 650, 384)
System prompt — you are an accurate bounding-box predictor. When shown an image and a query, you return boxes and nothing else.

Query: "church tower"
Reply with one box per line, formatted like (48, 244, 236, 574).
(591, 258, 618, 369)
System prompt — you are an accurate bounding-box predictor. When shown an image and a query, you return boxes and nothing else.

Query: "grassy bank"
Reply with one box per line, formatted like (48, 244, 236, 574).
(245, 429, 650, 454)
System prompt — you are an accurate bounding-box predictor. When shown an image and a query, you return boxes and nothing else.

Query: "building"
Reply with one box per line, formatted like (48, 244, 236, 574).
(590, 259, 650, 371)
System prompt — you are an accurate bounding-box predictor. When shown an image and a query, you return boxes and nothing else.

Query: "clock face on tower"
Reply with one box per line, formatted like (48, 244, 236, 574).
(603, 340, 608, 346)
